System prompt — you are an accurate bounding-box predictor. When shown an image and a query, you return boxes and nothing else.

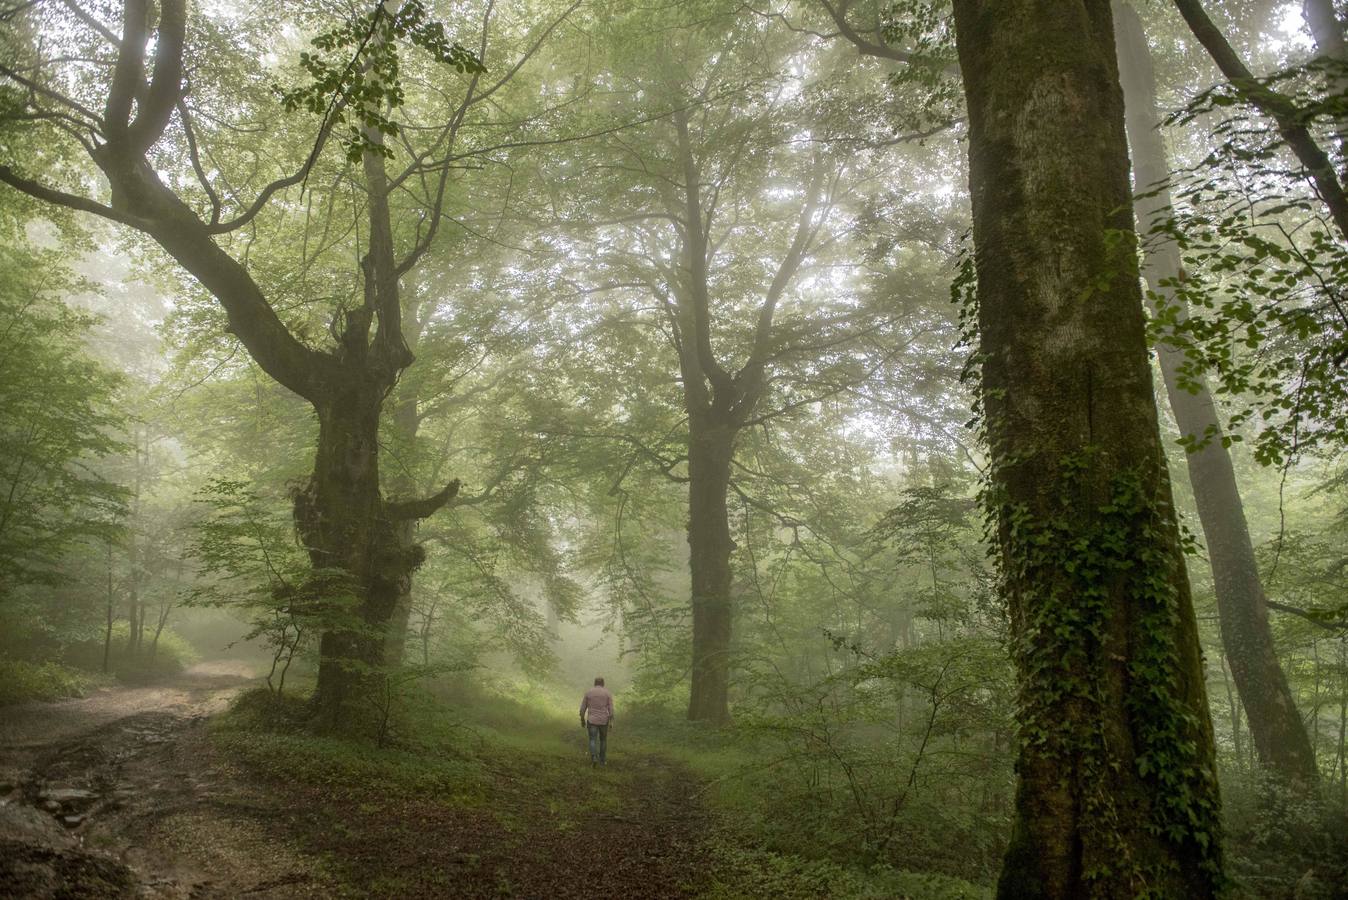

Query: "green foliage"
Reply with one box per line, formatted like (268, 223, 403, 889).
(277, 0, 485, 162)
(186, 478, 351, 696)
(879, 0, 961, 132)
(1220, 768, 1348, 899)
(0, 658, 94, 706)
(0, 240, 128, 595)
(723, 634, 1011, 884)
(1146, 58, 1348, 466)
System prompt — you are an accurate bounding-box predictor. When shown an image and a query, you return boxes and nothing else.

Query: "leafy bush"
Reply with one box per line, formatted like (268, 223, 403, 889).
(0, 658, 93, 706)
(1221, 769, 1348, 899)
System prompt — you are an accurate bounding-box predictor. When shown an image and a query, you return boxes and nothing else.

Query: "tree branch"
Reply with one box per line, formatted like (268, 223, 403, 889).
(125, 0, 185, 153)
(1173, 0, 1348, 240)
(386, 479, 461, 520)
(1267, 599, 1348, 630)
(0, 164, 151, 228)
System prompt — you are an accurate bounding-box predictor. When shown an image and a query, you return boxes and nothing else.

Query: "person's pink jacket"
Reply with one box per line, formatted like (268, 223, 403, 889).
(580, 686, 614, 725)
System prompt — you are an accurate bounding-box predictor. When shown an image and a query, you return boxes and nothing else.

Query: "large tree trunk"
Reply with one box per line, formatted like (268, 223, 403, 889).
(1114, 0, 1319, 785)
(302, 381, 421, 725)
(686, 413, 736, 724)
(950, 1, 1223, 896)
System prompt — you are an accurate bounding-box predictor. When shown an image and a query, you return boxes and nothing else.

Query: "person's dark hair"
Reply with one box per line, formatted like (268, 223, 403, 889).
(594, 676, 605, 686)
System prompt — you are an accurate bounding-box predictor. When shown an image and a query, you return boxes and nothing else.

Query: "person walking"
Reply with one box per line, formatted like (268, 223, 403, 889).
(579, 676, 615, 767)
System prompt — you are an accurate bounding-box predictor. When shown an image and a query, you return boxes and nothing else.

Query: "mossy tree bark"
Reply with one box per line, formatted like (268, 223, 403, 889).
(950, 1, 1224, 895)
(1114, 0, 1319, 786)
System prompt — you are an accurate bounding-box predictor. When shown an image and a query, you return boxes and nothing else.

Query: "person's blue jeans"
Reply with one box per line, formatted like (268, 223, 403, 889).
(587, 722, 609, 764)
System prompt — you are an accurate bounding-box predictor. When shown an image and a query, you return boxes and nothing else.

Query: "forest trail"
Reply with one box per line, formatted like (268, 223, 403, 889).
(0, 674, 714, 898)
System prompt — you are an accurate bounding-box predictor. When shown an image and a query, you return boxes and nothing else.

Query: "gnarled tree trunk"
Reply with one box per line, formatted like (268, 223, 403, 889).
(0, 0, 462, 729)
(686, 412, 737, 724)
(951, 1, 1224, 895)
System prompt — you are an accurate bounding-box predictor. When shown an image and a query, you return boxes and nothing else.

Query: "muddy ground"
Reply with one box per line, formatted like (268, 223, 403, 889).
(0, 661, 334, 899)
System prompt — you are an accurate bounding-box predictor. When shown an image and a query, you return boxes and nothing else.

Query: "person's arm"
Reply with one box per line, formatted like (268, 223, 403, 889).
(579, 695, 589, 727)
(608, 694, 615, 726)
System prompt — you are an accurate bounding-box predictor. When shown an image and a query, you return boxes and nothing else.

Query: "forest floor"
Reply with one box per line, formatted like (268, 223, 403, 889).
(0, 666, 714, 898)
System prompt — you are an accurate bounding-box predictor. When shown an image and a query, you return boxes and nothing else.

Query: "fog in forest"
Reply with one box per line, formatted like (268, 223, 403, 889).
(2, 0, 1347, 897)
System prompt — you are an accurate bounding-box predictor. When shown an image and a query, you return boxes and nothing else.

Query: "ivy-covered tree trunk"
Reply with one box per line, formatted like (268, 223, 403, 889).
(950, 1, 1224, 896)
(1114, 0, 1319, 786)
(686, 412, 737, 724)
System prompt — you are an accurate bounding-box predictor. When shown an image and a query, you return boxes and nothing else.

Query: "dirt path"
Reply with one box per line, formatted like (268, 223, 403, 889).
(1, 673, 716, 898)
(1, 661, 335, 899)
(285, 733, 713, 898)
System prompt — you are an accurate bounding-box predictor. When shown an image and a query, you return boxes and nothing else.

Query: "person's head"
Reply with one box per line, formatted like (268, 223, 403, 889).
(594, 676, 605, 687)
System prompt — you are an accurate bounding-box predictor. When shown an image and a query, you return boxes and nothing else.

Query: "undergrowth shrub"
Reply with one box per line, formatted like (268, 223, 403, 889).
(0, 658, 94, 705)
(1221, 769, 1348, 899)
(711, 635, 1013, 886)
(60, 623, 198, 682)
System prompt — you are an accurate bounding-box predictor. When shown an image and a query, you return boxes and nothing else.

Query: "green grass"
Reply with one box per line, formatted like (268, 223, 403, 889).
(211, 677, 622, 815)
(0, 658, 98, 706)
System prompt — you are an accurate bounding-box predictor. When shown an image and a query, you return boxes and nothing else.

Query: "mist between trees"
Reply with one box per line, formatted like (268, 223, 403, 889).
(1, 0, 1347, 897)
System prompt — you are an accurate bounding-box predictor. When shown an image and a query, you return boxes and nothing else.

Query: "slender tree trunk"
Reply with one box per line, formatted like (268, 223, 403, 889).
(1312, 638, 1322, 755)
(1304, 0, 1347, 55)
(951, 1, 1223, 895)
(149, 607, 168, 660)
(686, 413, 736, 724)
(382, 297, 426, 666)
(103, 539, 114, 675)
(1220, 651, 1244, 769)
(382, 473, 421, 665)
(126, 561, 141, 656)
(1303, 0, 1348, 177)
(1114, 0, 1320, 785)
(1339, 638, 1347, 804)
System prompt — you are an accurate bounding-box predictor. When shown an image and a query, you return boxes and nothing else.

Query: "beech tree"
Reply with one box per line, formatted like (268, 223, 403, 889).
(950, 0, 1223, 895)
(0, 0, 572, 724)
(542, 3, 937, 722)
(1113, 0, 1318, 785)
